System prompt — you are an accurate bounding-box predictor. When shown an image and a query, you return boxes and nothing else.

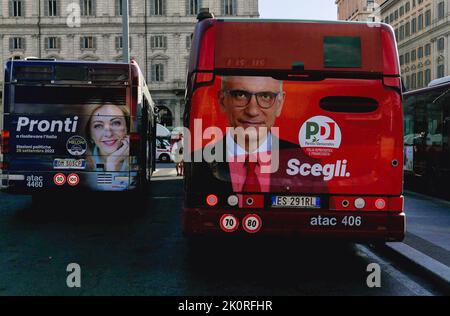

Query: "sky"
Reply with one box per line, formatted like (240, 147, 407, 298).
(258, 0, 338, 21)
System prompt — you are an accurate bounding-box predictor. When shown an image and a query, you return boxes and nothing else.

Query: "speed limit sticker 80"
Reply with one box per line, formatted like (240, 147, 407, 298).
(243, 214, 262, 234)
(219, 214, 239, 233)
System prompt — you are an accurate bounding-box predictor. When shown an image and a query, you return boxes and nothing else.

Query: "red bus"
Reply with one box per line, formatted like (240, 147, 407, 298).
(0, 59, 156, 195)
(183, 17, 405, 241)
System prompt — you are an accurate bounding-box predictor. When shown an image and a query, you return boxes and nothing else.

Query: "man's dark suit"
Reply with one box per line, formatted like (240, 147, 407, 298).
(184, 136, 328, 208)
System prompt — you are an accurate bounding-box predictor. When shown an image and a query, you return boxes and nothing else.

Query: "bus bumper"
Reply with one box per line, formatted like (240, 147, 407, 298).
(0, 171, 138, 193)
(182, 208, 405, 242)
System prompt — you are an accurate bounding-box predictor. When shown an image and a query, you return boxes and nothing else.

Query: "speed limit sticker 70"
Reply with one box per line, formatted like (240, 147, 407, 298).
(243, 214, 262, 234)
(53, 173, 66, 186)
(219, 214, 239, 233)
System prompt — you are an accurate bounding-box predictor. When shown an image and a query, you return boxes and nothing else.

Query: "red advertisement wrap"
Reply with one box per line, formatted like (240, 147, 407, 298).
(183, 19, 405, 241)
(188, 77, 403, 196)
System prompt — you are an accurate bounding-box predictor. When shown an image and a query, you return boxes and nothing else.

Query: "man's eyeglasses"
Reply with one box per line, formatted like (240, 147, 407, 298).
(223, 90, 281, 109)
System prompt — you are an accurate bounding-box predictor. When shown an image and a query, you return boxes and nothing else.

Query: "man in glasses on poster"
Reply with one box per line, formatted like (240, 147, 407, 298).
(193, 75, 304, 193)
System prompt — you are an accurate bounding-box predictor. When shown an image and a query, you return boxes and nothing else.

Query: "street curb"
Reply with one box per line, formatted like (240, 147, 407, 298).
(385, 242, 450, 291)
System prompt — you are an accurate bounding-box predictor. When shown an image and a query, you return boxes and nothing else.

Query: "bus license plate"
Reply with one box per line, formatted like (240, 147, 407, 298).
(53, 159, 86, 170)
(272, 196, 320, 208)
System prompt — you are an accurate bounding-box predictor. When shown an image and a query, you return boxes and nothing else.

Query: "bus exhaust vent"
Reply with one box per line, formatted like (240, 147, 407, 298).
(97, 173, 113, 185)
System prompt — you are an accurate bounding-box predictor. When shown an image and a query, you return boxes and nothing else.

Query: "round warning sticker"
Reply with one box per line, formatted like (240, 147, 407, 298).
(243, 214, 262, 234)
(219, 214, 239, 233)
(53, 173, 66, 186)
(67, 173, 80, 186)
(299, 116, 342, 158)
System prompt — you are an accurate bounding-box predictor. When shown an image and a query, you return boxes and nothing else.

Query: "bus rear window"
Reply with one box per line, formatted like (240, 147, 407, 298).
(213, 21, 384, 74)
(14, 86, 126, 106)
(55, 65, 88, 81)
(14, 66, 53, 80)
(324, 36, 361, 68)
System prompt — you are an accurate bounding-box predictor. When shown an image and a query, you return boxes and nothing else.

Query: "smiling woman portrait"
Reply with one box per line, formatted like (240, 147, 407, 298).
(85, 103, 130, 172)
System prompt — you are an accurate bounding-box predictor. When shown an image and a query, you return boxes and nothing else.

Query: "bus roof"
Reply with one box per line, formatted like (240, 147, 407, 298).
(190, 19, 400, 78)
(217, 18, 385, 26)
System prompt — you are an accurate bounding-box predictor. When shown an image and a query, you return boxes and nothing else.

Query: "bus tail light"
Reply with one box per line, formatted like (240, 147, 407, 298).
(206, 194, 218, 207)
(375, 198, 386, 210)
(330, 196, 403, 212)
(1, 130, 10, 154)
(381, 25, 400, 76)
(354, 198, 366, 209)
(383, 77, 402, 91)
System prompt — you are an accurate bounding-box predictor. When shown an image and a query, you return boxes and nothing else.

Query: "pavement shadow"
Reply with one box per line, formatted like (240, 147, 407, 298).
(11, 191, 152, 225)
(182, 236, 366, 295)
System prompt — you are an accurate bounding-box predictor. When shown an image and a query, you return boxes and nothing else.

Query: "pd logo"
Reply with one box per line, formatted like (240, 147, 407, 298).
(299, 116, 342, 158)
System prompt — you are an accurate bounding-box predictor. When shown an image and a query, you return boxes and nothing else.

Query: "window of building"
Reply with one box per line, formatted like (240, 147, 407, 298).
(390, 13, 394, 22)
(400, 55, 404, 66)
(405, 21, 410, 37)
(411, 49, 416, 61)
(384, 17, 389, 24)
(187, 0, 201, 16)
(411, 73, 417, 89)
(80, 0, 95, 16)
(413, 0, 416, 7)
(400, 6, 404, 16)
(186, 35, 192, 50)
(418, 13, 423, 30)
(45, 0, 59, 16)
(80, 36, 96, 49)
(9, 0, 23, 17)
(115, 36, 132, 50)
(9, 37, 25, 50)
(417, 71, 423, 88)
(395, 28, 399, 41)
(418, 46, 423, 58)
(438, 1, 445, 20)
(116, 36, 123, 50)
(437, 64, 445, 78)
(399, 25, 405, 41)
(151, 63, 165, 82)
(151, 0, 166, 16)
(221, 0, 237, 15)
(425, 43, 431, 56)
(411, 17, 417, 33)
(405, 52, 410, 64)
(394, 10, 399, 20)
(46, 37, 60, 49)
(151, 35, 167, 49)
(425, 10, 431, 26)
(425, 69, 431, 86)
(405, 2, 410, 12)
(437, 37, 445, 51)
(116, 0, 130, 16)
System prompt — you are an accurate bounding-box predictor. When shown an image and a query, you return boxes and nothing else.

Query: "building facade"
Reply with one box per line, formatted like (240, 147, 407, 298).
(335, 0, 384, 21)
(0, 0, 259, 127)
(380, 0, 449, 90)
